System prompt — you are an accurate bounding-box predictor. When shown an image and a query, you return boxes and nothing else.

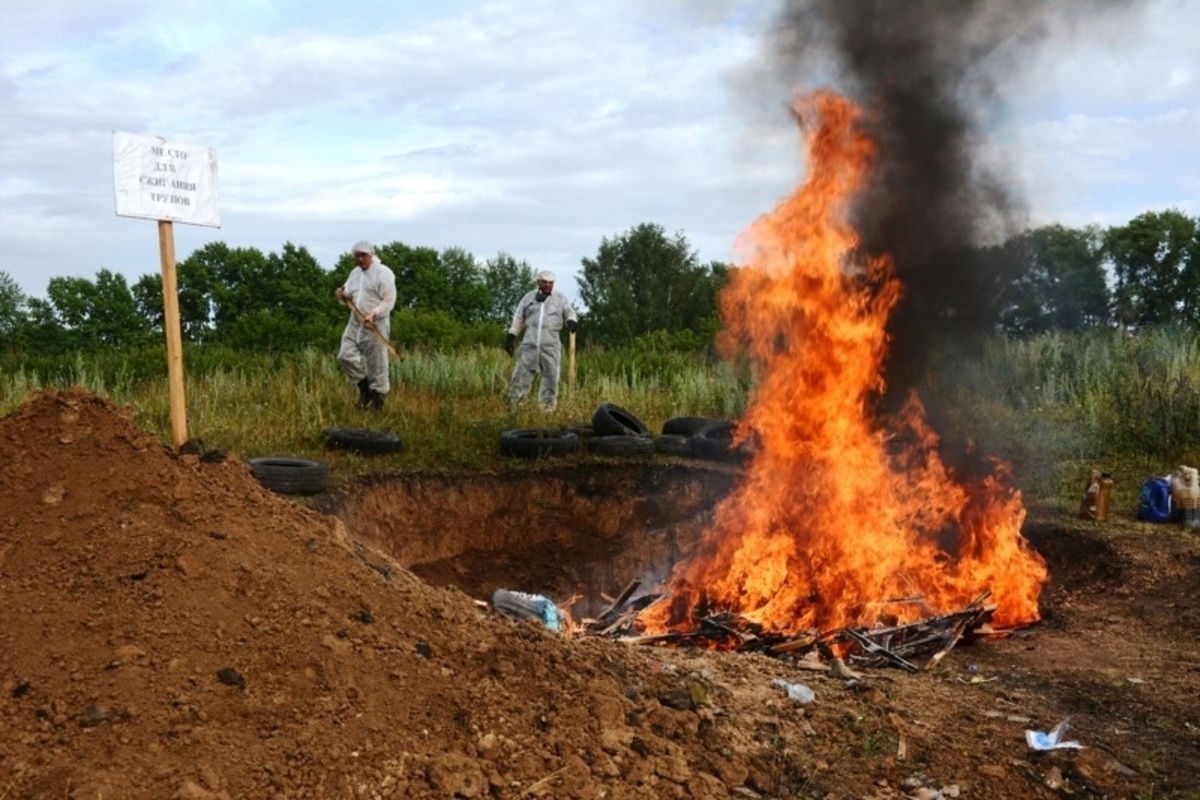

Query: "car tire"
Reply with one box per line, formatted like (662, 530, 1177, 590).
(689, 421, 755, 463)
(321, 427, 403, 455)
(559, 423, 596, 440)
(246, 457, 330, 495)
(661, 416, 723, 437)
(498, 428, 580, 459)
(588, 434, 656, 458)
(654, 433, 694, 457)
(591, 403, 650, 437)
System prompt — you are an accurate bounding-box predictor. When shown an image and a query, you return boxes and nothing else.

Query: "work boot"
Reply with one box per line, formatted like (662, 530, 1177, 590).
(367, 390, 384, 413)
(355, 378, 371, 408)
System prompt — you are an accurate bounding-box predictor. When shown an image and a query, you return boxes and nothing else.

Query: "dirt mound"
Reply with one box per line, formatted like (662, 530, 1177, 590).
(0, 390, 754, 798)
(2, 389, 1198, 799)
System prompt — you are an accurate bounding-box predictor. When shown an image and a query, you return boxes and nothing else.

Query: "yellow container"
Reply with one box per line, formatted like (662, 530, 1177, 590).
(1096, 477, 1113, 522)
(1080, 469, 1113, 521)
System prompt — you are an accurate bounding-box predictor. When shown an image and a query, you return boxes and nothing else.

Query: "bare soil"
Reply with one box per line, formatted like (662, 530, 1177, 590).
(1, 389, 1197, 799)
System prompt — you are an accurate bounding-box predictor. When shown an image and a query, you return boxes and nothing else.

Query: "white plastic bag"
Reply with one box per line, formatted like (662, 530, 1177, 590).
(1025, 719, 1084, 751)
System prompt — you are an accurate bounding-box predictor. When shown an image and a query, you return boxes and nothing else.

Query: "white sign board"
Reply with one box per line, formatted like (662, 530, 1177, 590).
(112, 131, 221, 227)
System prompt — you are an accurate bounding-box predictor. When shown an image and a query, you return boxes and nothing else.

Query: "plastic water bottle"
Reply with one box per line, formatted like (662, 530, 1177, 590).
(771, 678, 815, 704)
(491, 588, 561, 632)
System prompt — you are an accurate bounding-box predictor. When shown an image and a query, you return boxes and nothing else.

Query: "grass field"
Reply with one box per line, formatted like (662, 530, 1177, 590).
(2, 327, 1197, 511)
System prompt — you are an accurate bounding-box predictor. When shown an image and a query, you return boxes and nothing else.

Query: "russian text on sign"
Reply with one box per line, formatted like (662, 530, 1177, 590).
(112, 131, 221, 227)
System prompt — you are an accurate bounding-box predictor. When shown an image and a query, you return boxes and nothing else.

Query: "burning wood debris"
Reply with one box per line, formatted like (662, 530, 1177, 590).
(504, 92, 1048, 676)
(578, 91, 1048, 669)
(575, 579, 999, 673)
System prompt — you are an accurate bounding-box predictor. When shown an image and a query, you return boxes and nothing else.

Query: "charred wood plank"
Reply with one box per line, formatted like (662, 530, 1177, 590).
(923, 618, 971, 669)
(766, 634, 819, 656)
(597, 579, 642, 622)
(842, 628, 919, 672)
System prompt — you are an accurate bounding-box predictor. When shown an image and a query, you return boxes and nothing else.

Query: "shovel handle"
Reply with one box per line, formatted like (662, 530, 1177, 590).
(568, 330, 577, 389)
(342, 295, 403, 362)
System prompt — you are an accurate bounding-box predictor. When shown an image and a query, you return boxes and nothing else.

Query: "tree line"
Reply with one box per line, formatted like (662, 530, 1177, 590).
(0, 210, 1196, 358)
(990, 209, 1198, 335)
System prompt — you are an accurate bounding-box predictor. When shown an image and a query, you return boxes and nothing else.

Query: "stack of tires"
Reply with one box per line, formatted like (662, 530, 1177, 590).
(494, 403, 754, 463)
(658, 416, 756, 463)
(587, 403, 656, 457)
(586, 404, 753, 463)
(655, 416, 713, 458)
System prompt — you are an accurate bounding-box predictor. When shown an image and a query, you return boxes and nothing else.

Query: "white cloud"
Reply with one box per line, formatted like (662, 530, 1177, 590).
(0, 0, 1196, 306)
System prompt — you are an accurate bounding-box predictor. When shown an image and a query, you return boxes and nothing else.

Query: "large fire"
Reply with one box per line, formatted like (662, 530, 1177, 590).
(639, 91, 1047, 638)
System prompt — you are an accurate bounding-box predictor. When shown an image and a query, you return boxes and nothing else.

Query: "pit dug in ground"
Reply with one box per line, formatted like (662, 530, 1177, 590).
(323, 463, 1200, 798)
(320, 463, 737, 621)
(326, 466, 997, 666)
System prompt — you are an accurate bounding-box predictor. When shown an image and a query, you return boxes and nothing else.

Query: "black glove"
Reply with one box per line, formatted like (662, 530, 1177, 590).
(504, 332, 516, 356)
(566, 319, 578, 333)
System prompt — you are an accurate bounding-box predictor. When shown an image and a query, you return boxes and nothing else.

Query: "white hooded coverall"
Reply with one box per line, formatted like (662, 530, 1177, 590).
(507, 289, 577, 410)
(337, 257, 397, 394)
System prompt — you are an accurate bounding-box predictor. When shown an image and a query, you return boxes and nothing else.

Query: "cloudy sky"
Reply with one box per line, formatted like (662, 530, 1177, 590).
(1, 0, 1196, 302)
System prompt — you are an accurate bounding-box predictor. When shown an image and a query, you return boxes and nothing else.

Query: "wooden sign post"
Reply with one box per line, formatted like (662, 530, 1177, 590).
(113, 132, 220, 450)
(157, 221, 188, 448)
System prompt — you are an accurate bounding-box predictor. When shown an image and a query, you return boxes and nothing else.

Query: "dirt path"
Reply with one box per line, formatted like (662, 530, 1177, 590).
(1, 389, 1197, 799)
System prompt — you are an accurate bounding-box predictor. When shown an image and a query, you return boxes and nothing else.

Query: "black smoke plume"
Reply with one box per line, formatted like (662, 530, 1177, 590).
(765, 0, 1134, 409)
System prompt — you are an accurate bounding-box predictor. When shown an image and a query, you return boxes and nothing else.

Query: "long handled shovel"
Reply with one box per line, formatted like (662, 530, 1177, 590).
(343, 295, 404, 362)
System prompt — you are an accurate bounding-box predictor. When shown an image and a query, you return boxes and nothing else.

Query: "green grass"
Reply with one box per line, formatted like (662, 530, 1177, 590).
(3, 326, 1197, 509)
(925, 326, 1200, 507)
(0, 344, 745, 484)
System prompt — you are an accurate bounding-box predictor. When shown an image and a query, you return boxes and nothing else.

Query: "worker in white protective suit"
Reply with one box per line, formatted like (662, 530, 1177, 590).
(505, 270, 578, 411)
(335, 241, 397, 413)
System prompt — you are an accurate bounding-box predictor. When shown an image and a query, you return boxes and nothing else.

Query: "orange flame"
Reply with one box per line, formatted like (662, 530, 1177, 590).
(641, 91, 1046, 637)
